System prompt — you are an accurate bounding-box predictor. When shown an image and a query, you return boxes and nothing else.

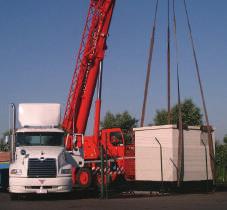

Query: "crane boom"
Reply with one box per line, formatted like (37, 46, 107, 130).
(62, 0, 115, 137)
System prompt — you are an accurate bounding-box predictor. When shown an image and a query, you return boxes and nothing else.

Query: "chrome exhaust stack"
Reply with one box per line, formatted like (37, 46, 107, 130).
(9, 103, 16, 163)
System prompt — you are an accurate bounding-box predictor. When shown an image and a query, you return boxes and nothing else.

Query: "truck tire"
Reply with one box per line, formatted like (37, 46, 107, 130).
(76, 168, 92, 188)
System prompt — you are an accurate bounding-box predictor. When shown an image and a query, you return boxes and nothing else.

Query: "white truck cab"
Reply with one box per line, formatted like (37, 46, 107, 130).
(9, 104, 72, 197)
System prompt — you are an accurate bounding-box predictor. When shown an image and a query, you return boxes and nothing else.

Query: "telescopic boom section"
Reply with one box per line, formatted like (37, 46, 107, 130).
(62, 0, 115, 136)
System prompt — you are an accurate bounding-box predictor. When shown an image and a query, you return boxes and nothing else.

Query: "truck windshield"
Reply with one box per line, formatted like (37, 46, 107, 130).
(16, 132, 64, 146)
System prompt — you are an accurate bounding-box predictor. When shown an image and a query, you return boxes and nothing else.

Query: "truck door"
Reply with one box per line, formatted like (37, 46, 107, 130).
(101, 129, 124, 158)
(109, 131, 124, 158)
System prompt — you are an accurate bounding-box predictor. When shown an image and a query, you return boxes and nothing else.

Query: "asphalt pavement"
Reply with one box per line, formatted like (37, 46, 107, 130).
(1, 191, 227, 210)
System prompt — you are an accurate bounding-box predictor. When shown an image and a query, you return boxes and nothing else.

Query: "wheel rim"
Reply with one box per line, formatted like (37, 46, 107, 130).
(79, 171, 89, 186)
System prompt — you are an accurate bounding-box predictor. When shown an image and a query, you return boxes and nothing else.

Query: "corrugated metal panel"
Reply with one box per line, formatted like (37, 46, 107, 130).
(135, 127, 176, 181)
(135, 125, 213, 181)
(182, 129, 213, 180)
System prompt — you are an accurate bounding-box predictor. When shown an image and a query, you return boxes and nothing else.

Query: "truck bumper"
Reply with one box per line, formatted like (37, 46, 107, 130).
(9, 176, 72, 194)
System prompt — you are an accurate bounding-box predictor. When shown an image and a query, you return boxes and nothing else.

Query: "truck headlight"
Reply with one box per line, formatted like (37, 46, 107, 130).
(20, 149, 26, 156)
(61, 169, 72, 174)
(10, 169, 22, 175)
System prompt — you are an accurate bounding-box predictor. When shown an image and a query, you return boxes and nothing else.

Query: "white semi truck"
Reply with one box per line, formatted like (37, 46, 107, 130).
(8, 103, 73, 198)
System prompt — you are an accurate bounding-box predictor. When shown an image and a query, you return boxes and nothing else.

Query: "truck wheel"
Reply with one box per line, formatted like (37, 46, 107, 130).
(10, 193, 19, 201)
(76, 168, 92, 188)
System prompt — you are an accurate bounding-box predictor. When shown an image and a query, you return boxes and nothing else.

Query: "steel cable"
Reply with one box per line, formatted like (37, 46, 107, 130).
(140, 0, 159, 127)
(167, 0, 171, 124)
(172, 0, 184, 187)
(183, 0, 215, 180)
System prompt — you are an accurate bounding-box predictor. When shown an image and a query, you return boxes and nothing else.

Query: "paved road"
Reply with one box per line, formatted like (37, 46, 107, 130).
(1, 191, 227, 210)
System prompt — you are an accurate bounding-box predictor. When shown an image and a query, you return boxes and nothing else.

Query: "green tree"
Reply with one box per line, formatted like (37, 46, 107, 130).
(153, 99, 203, 126)
(215, 139, 227, 182)
(0, 130, 10, 151)
(223, 135, 227, 144)
(101, 111, 138, 131)
(153, 109, 168, 125)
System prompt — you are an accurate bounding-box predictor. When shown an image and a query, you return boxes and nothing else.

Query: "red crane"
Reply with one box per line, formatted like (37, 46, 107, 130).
(62, 0, 135, 189)
(62, 0, 115, 138)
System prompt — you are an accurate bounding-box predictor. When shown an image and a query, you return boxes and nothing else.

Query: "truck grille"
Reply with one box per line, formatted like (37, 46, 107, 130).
(28, 158, 57, 178)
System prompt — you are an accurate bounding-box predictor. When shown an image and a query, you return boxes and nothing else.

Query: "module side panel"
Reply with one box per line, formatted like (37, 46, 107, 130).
(135, 126, 176, 181)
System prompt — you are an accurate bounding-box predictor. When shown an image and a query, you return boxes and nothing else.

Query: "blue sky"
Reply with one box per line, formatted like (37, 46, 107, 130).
(0, 0, 226, 141)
